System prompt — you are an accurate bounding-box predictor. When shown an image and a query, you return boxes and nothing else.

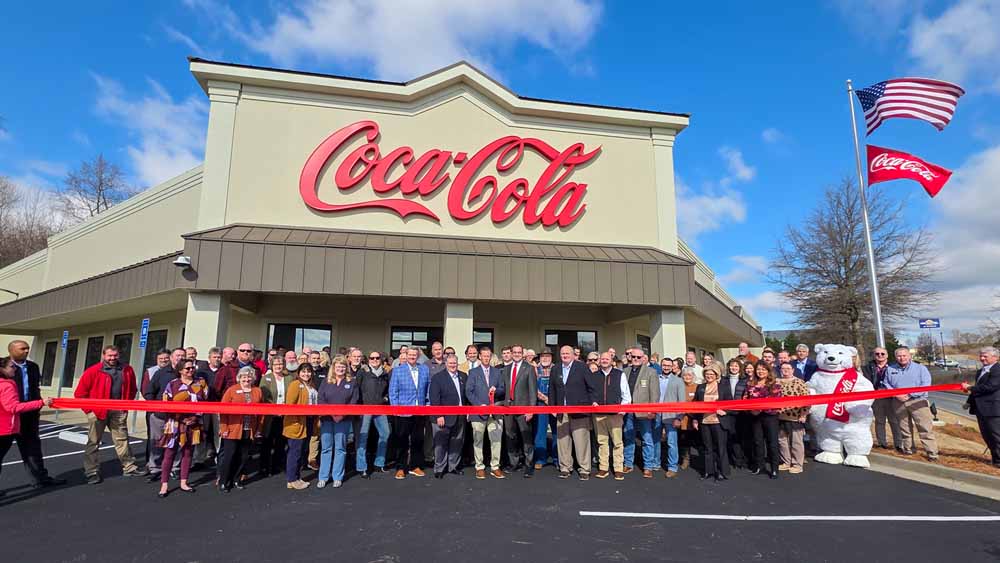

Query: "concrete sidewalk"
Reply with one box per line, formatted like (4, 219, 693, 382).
(869, 452, 1000, 502)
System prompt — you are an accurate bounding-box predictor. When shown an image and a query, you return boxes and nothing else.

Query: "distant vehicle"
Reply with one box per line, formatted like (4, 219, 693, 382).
(933, 359, 960, 368)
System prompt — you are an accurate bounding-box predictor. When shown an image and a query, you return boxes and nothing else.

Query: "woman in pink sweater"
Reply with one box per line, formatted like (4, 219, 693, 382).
(1, 356, 52, 497)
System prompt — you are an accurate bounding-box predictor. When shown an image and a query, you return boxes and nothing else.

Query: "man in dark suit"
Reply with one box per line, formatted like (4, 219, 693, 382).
(501, 344, 538, 477)
(8, 340, 65, 488)
(549, 345, 599, 480)
(465, 347, 506, 479)
(791, 344, 818, 381)
(429, 354, 467, 478)
(963, 347, 1000, 468)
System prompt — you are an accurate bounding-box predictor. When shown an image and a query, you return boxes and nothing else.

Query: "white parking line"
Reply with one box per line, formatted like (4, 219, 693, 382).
(1, 441, 143, 466)
(579, 512, 1000, 522)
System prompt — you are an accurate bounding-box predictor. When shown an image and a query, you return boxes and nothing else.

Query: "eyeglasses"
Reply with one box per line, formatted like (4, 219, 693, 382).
(238, 349, 253, 353)
(180, 366, 195, 372)
(369, 356, 381, 361)
(587, 358, 598, 363)
(874, 352, 887, 356)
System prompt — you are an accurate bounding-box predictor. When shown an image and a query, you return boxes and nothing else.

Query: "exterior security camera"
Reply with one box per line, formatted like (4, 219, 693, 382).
(173, 255, 192, 268)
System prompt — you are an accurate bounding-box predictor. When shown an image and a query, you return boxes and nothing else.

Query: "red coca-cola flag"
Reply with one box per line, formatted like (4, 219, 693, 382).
(866, 144, 952, 198)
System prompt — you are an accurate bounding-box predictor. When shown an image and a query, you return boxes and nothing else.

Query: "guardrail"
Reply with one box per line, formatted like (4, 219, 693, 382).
(677, 238, 760, 330)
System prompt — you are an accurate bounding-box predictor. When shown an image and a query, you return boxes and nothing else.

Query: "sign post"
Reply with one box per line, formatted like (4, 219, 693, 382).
(917, 318, 943, 364)
(54, 330, 69, 422)
(131, 318, 150, 433)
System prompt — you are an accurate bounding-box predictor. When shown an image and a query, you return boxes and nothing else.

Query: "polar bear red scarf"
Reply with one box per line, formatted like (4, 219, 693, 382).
(818, 367, 860, 423)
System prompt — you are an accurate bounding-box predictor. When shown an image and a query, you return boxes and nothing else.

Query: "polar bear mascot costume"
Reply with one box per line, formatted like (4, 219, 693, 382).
(807, 343, 875, 468)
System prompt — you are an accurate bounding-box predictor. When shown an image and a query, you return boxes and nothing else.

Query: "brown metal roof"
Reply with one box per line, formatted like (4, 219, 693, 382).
(180, 224, 696, 306)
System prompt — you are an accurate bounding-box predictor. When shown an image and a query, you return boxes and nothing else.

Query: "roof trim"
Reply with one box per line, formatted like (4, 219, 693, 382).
(188, 57, 689, 130)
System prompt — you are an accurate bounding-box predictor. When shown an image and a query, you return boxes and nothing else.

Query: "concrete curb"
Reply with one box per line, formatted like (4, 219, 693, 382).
(869, 452, 1000, 502)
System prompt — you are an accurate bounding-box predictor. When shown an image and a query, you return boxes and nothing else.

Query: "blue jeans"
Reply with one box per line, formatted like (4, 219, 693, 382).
(663, 419, 679, 472)
(637, 415, 663, 471)
(319, 419, 352, 482)
(532, 413, 559, 465)
(622, 414, 636, 468)
(355, 414, 390, 472)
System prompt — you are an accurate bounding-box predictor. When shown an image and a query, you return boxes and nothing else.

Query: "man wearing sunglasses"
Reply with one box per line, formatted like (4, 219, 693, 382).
(863, 346, 903, 451)
(355, 351, 391, 478)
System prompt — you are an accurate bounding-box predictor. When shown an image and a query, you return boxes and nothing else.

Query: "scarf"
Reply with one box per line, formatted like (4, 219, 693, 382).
(820, 367, 860, 423)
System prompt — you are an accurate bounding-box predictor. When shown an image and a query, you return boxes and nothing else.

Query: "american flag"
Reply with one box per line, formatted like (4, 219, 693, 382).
(855, 78, 965, 135)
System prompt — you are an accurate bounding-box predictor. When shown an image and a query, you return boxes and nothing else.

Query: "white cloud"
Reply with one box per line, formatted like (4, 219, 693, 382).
(71, 130, 91, 147)
(718, 145, 756, 187)
(921, 144, 1000, 331)
(675, 177, 747, 244)
(908, 0, 1000, 91)
(93, 74, 208, 187)
(6, 159, 69, 191)
(737, 290, 791, 317)
(832, 0, 924, 40)
(718, 255, 769, 285)
(163, 24, 222, 59)
(186, 0, 603, 81)
(761, 127, 784, 144)
(0, 128, 9, 142)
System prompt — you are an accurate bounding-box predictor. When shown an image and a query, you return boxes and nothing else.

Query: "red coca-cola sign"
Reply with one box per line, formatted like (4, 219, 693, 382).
(299, 120, 601, 227)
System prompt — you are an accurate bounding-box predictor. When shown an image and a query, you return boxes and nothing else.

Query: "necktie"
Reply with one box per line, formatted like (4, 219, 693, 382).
(510, 362, 518, 400)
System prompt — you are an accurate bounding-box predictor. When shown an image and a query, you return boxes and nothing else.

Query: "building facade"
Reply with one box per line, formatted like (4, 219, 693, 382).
(0, 58, 762, 390)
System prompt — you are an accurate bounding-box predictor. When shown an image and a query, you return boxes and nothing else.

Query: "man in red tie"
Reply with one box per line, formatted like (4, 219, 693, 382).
(502, 344, 538, 477)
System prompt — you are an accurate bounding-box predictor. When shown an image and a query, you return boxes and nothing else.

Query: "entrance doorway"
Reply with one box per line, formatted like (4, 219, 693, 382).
(544, 329, 599, 355)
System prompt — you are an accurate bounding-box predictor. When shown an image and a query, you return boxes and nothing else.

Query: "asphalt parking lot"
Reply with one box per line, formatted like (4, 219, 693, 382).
(2, 420, 1000, 562)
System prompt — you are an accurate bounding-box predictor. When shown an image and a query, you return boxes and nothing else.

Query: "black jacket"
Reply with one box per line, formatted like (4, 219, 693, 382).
(144, 366, 178, 401)
(595, 368, 626, 406)
(429, 370, 467, 427)
(549, 360, 599, 418)
(693, 383, 736, 432)
(862, 362, 891, 389)
(967, 364, 1000, 417)
(357, 367, 390, 406)
(12, 359, 42, 401)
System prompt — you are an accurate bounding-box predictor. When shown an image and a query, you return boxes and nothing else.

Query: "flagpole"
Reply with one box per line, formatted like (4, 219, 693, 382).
(846, 79, 886, 349)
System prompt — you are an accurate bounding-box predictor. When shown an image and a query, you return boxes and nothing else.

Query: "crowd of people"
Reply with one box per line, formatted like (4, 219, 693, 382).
(2, 337, 999, 498)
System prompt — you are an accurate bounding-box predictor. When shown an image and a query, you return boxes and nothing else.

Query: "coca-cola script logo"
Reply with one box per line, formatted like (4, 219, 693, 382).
(869, 153, 937, 181)
(299, 120, 601, 227)
(830, 379, 854, 418)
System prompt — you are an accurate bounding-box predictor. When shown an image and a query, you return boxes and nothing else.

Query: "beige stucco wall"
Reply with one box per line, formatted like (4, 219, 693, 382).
(43, 167, 203, 289)
(224, 88, 663, 247)
(31, 309, 186, 393)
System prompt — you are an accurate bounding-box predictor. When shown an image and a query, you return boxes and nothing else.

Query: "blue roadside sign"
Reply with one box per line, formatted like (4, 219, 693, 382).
(139, 318, 150, 348)
(61, 330, 69, 349)
(918, 318, 941, 329)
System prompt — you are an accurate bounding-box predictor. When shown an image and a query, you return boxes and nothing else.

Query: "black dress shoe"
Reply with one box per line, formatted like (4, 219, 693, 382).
(523, 470, 534, 479)
(235, 479, 246, 490)
(450, 469, 464, 476)
(749, 467, 761, 475)
(35, 477, 66, 488)
(715, 474, 729, 482)
(158, 490, 169, 499)
(769, 471, 778, 480)
(699, 473, 712, 480)
(373, 466, 388, 473)
(86, 474, 103, 485)
(180, 486, 197, 493)
(219, 484, 231, 494)
(434, 472, 444, 479)
(361, 471, 371, 479)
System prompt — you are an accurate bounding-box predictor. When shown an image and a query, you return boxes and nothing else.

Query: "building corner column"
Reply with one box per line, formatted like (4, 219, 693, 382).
(184, 292, 230, 352)
(196, 81, 241, 230)
(650, 308, 686, 359)
(651, 129, 679, 255)
(443, 302, 474, 351)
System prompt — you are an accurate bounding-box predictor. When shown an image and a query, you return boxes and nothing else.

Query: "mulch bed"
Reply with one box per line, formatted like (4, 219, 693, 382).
(875, 445, 1000, 477)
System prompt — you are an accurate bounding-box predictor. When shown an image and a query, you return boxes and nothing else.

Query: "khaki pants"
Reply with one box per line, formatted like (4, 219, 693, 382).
(893, 398, 938, 457)
(593, 414, 624, 472)
(471, 417, 503, 471)
(778, 420, 805, 468)
(84, 411, 137, 477)
(873, 398, 904, 448)
(556, 414, 592, 474)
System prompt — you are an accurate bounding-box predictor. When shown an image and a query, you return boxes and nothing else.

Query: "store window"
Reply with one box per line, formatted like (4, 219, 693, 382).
(636, 334, 651, 356)
(113, 333, 133, 366)
(61, 339, 79, 388)
(388, 326, 495, 358)
(268, 323, 332, 353)
(544, 329, 599, 355)
(85, 336, 104, 368)
(142, 329, 169, 372)
(40, 341, 58, 386)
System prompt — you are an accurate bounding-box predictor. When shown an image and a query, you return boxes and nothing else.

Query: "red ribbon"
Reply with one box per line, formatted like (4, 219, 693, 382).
(53, 384, 961, 416)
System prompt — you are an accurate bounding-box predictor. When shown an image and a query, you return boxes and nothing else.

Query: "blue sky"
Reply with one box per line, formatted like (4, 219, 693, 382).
(1, 0, 997, 343)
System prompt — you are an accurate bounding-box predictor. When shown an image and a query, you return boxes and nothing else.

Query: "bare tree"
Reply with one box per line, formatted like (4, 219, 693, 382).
(769, 178, 937, 358)
(58, 154, 135, 222)
(0, 176, 61, 269)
